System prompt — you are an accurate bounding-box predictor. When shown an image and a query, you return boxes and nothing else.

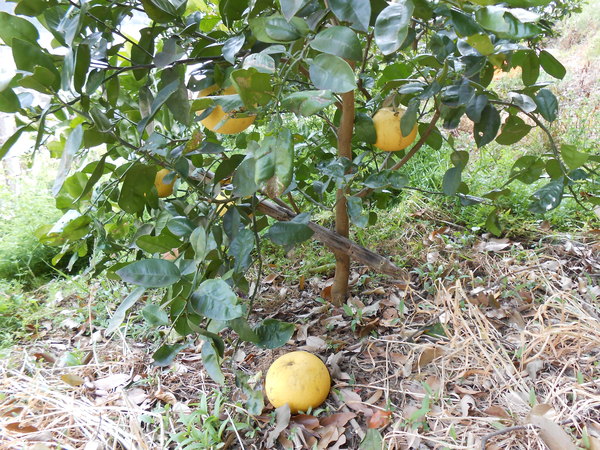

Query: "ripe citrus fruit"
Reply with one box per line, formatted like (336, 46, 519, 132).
(265, 351, 330, 413)
(197, 85, 256, 135)
(373, 107, 418, 152)
(154, 168, 176, 198)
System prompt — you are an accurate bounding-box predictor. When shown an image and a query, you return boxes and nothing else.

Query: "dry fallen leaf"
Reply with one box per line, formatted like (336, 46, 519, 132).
(5, 422, 39, 433)
(320, 412, 356, 428)
(416, 346, 444, 369)
(290, 414, 320, 430)
(459, 395, 476, 417)
(94, 373, 130, 391)
(339, 389, 373, 415)
(266, 404, 291, 448)
(528, 406, 577, 450)
(367, 409, 392, 429)
(484, 405, 511, 419)
(61, 373, 85, 387)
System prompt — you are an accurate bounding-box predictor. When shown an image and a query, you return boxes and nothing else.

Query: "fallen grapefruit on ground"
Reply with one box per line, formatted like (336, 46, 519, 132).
(265, 351, 331, 414)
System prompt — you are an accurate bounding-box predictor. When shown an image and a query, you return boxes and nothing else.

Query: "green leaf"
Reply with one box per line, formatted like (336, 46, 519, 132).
(539, 50, 566, 80)
(476, 6, 541, 40)
(118, 163, 155, 215)
(360, 428, 384, 450)
(528, 178, 564, 213)
(0, 12, 39, 45)
(223, 34, 245, 64)
(18, 66, 59, 93)
(535, 89, 558, 122)
(473, 104, 501, 147)
(106, 287, 146, 334)
(16, 0, 58, 17)
(374, 1, 414, 55)
(0, 88, 20, 113)
(516, 51, 540, 86)
(329, 0, 371, 32)
(561, 144, 588, 170)
(496, 115, 532, 145)
(230, 67, 273, 108)
(510, 155, 544, 184)
(347, 196, 368, 228)
(450, 10, 482, 36)
(262, 129, 294, 198)
(117, 259, 181, 288)
(12, 39, 59, 79)
(52, 125, 83, 197)
(309, 53, 356, 93)
(485, 209, 502, 236)
(401, 100, 419, 137)
(131, 27, 156, 80)
(219, 0, 248, 26)
(310, 26, 362, 61)
(228, 228, 254, 273)
(267, 215, 314, 248)
(136, 230, 182, 254)
(465, 33, 494, 55)
(153, 343, 188, 367)
(190, 279, 244, 321)
(249, 15, 308, 43)
(202, 340, 225, 384)
(142, 304, 170, 326)
(89, 107, 112, 132)
(255, 319, 295, 349)
(443, 167, 462, 195)
(233, 153, 259, 197)
(354, 112, 377, 144)
(281, 90, 336, 116)
(74, 43, 90, 93)
(190, 226, 207, 262)
(62, 214, 92, 240)
(0, 125, 30, 161)
(279, 0, 308, 21)
(137, 80, 180, 134)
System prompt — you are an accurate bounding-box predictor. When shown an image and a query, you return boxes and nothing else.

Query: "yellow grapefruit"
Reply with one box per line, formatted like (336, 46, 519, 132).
(373, 107, 418, 152)
(154, 168, 176, 198)
(197, 85, 256, 134)
(265, 351, 330, 413)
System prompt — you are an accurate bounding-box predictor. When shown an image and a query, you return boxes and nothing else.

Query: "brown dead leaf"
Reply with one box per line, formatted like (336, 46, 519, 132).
(454, 385, 482, 396)
(321, 284, 332, 300)
(154, 389, 177, 405)
(357, 318, 380, 338)
(94, 373, 130, 391)
(5, 422, 39, 433)
(317, 425, 342, 450)
(416, 346, 444, 369)
(339, 389, 373, 415)
(528, 406, 577, 450)
(61, 373, 85, 387)
(263, 273, 278, 284)
(266, 404, 291, 448)
(320, 412, 356, 428)
(32, 352, 57, 364)
(290, 414, 320, 430)
(475, 238, 512, 252)
(362, 286, 385, 296)
(589, 437, 600, 450)
(367, 409, 392, 429)
(484, 406, 511, 419)
(299, 275, 305, 291)
(459, 395, 476, 417)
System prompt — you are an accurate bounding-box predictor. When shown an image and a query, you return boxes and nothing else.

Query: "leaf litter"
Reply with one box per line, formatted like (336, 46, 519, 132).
(1, 231, 599, 449)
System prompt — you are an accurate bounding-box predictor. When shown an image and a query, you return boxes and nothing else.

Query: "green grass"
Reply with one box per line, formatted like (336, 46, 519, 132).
(0, 168, 62, 285)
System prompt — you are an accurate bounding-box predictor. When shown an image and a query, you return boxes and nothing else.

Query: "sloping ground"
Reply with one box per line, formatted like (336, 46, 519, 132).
(1, 231, 598, 449)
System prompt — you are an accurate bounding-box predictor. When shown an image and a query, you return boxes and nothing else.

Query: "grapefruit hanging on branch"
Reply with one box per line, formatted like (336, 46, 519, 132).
(197, 85, 256, 135)
(373, 107, 418, 152)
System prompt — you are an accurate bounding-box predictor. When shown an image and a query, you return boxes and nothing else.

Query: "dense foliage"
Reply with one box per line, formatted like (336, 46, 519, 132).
(0, 0, 597, 379)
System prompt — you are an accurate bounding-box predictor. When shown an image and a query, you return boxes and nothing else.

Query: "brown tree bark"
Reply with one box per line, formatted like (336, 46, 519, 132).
(331, 90, 355, 306)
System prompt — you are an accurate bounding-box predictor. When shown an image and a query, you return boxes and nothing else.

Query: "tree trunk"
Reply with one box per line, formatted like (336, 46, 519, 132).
(331, 90, 355, 306)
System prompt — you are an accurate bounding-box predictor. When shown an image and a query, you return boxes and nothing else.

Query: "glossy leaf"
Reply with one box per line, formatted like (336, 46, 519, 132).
(249, 15, 308, 43)
(561, 144, 588, 170)
(202, 340, 225, 384)
(0, 12, 39, 45)
(190, 279, 244, 321)
(443, 167, 462, 196)
(529, 178, 564, 213)
(118, 163, 155, 215)
(539, 50, 566, 80)
(329, 0, 371, 32)
(52, 125, 83, 197)
(255, 319, 295, 349)
(281, 90, 336, 116)
(473, 104, 501, 147)
(496, 115, 532, 145)
(310, 26, 362, 61)
(0, 88, 20, 113)
(267, 215, 314, 248)
(142, 304, 169, 326)
(152, 343, 188, 367)
(309, 53, 356, 93)
(279, 0, 308, 21)
(117, 259, 181, 287)
(347, 196, 368, 228)
(510, 155, 545, 184)
(374, 1, 414, 55)
(106, 287, 146, 334)
(535, 89, 558, 122)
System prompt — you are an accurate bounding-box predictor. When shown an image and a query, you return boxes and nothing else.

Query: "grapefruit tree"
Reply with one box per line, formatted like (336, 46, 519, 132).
(0, 0, 596, 379)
